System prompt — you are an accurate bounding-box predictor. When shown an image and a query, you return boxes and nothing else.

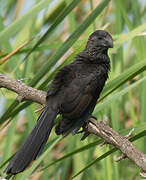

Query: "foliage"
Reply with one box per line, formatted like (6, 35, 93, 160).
(0, 0, 145, 179)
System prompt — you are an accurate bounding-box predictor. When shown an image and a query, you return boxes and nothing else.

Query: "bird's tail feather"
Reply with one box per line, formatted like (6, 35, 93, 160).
(5, 105, 58, 175)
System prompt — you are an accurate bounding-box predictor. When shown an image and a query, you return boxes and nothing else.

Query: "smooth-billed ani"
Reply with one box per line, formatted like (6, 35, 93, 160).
(5, 30, 113, 174)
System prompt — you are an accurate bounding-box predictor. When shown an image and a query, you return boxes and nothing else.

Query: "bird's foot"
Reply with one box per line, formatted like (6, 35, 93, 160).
(79, 121, 91, 140)
(81, 132, 90, 140)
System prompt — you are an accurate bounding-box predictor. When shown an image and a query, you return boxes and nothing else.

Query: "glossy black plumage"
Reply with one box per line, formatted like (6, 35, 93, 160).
(5, 30, 113, 174)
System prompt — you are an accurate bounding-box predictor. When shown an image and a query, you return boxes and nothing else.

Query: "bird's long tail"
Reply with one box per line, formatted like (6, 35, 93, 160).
(5, 103, 58, 175)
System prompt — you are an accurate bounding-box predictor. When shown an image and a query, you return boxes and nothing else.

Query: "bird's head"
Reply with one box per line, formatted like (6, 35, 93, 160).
(87, 30, 113, 49)
(77, 30, 113, 64)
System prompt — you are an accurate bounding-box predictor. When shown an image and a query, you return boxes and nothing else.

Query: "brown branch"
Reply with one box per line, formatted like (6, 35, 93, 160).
(0, 73, 46, 105)
(86, 118, 146, 178)
(0, 73, 146, 178)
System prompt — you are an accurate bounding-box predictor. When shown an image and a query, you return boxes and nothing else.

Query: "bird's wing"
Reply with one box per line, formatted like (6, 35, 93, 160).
(62, 91, 93, 119)
(62, 65, 107, 119)
(47, 63, 75, 97)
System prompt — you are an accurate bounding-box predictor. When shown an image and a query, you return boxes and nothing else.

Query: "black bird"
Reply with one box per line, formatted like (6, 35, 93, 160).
(5, 30, 113, 174)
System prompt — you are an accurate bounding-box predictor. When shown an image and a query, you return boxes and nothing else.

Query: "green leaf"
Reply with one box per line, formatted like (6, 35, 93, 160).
(101, 60, 146, 100)
(41, 139, 103, 171)
(94, 76, 146, 114)
(114, 23, 146, 49)
(0, 0, 54, 46)
(22, 0, 82, 66)
(72, 130, 146, 178)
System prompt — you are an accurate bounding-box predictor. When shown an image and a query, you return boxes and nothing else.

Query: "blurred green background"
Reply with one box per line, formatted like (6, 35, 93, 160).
(0, 0, 146, 179)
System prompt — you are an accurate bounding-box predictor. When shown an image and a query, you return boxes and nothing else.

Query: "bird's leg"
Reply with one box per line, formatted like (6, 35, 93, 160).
(79, 118, 94, 140)
(80, 132, 90, 140)
(80, 116, 98, 140)
(80, 122, 90, 140)
(77, 123, 88, 135)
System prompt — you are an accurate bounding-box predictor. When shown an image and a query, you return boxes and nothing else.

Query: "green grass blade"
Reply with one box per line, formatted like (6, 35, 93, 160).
(94, 76, 146, 114)
(41, 139, 103, 171)
(72, 130, 146, 179)
(101, 60, 146, 99)
(22, 0, 82, 66)
(72, 148, 117, 179)
(114, 23, 146, 49)
(0, 0, 54, 46)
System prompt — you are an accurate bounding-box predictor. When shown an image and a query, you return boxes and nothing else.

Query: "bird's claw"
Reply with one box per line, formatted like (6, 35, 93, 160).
(81, 132, 90, 141)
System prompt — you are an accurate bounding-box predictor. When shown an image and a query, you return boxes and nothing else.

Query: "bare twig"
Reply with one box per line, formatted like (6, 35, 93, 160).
(0, 73, 146, 178)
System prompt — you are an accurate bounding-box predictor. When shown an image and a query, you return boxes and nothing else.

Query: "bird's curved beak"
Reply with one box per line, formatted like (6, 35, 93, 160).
(106, 36, 113, 48)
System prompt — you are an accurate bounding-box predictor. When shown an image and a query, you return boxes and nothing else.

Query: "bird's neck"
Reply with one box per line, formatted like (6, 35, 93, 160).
(76, 47, 110, 72)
